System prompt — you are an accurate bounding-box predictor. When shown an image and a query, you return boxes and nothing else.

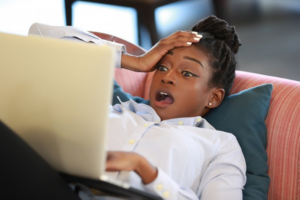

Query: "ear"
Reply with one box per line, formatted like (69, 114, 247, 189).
(206, 88, 225, 109)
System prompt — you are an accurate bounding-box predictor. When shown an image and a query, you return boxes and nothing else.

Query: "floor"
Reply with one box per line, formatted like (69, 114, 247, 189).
(232, 8, 300, 81)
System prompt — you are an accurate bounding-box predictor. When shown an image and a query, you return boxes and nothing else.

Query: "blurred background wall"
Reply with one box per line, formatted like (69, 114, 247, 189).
(0, 0, 299, 81)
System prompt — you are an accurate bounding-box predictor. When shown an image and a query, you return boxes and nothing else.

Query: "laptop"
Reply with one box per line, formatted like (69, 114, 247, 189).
(0, 32, 162, 200)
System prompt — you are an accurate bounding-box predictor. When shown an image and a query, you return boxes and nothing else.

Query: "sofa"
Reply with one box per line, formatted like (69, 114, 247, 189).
(93, 32, 300, 200)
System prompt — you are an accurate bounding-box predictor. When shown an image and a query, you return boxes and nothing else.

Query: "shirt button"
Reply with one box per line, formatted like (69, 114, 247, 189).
(156, 184, 163, 191)
(178, 121, 184, 125)
(129, 139, 135, 144)
(163, 191, 170, 198)
(143, 123, 149, 127)
(196, 117, 202, 122)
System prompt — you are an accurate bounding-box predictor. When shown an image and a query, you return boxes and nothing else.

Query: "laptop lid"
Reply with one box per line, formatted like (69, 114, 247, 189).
(0, 32, 115, 180)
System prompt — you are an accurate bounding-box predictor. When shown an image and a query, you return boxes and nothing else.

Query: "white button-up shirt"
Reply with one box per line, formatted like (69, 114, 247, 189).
(28, 23, 246, 199)
(107, 99, 246, 200)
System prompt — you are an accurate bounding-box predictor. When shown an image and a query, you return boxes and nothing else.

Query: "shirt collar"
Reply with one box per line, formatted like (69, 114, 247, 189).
(114, 99, 160, 122)
(113, 99, 215, 130)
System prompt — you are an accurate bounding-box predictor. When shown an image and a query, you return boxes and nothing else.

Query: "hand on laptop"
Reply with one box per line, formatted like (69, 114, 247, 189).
(121, 31, 202, 72)
(106, 151, 158, 184)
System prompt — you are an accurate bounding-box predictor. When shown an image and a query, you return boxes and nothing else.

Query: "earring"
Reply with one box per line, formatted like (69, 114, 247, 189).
(208, 99, 212, 106)
(209, 102, 212, 106)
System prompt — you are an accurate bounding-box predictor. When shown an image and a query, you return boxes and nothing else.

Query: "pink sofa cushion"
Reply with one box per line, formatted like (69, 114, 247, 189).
(231, 71, 300, 200)
(114, 68, 148, 98)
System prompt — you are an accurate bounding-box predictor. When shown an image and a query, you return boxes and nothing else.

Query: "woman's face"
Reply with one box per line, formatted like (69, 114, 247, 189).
(149, 45, 219, 121)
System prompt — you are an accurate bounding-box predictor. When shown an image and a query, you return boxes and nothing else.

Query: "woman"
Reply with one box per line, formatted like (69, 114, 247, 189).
(1, 15, 245, 200)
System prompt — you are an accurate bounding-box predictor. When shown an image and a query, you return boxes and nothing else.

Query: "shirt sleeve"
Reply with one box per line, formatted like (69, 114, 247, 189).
(142, 136, 246, 200)
(199, 136, 247, 200)
(142, 168, 199, 200)
(28, 23, 126, 68)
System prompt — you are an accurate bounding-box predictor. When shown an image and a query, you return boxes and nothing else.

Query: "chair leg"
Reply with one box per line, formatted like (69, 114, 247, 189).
(65, 0, 74, 25)
(137, 5, 159, 47)
(64, 0, 160, 47)
(145, 7, 159, 45)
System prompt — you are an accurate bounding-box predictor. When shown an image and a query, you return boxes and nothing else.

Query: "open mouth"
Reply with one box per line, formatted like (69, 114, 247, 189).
(155, 91, 174, 106)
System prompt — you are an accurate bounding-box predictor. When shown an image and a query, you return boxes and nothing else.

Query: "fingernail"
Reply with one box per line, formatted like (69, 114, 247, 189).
(197, 34, 203, 38)
(191, 31, 198, 35)
(187, 42, 192, 45)
(194, 37, 200, 41)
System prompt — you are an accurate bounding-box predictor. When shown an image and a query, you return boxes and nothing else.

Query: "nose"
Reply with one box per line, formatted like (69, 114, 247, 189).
(161, 70, 177, 86)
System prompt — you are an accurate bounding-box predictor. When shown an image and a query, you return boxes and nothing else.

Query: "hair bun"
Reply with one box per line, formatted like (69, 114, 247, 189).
(191, 15, 241, 54)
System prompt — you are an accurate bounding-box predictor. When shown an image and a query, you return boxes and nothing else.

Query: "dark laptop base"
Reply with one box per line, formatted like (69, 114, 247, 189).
(60, 173, 163, 200)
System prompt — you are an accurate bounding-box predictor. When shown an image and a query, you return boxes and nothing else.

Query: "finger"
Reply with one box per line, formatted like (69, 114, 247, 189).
(105, 159, 119, 171)
(169, 31, 199, 38)
(105, 160, 133, 172)
(160, 34, 203, 49)
(173, 34, 203, 44)
(166, 30, 201, 40)
(157, 36, 201, 52)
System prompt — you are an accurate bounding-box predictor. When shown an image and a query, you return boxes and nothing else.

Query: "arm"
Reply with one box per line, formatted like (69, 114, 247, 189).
(143, 137, 246, 200)
(105, 151, 199, 200)
(28, 24, 202, 98)
(106, 137, 246, 200)
(106, 151, 157, 184)
(29, 23, 202, 73)
(199, 137, 247, 200)
(121, 31, 202, 72)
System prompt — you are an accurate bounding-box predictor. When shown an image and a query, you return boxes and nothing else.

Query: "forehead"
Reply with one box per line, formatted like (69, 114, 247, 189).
(163, 45, 210, 67)
(172, 45, 205, 54)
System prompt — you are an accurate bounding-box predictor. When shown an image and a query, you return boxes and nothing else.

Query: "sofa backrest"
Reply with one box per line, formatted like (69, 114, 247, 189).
(232, 71, 300, 200)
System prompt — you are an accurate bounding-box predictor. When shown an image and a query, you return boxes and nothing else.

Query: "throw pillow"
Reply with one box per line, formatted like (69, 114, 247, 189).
(205, 84, 272, 200)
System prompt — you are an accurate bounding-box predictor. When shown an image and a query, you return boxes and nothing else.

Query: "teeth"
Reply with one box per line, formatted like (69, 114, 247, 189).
(158, 92, 169, 102)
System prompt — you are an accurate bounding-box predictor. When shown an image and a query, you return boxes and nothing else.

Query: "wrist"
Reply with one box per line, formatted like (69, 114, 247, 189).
(135, 155, 158, 184)
(121, 53, 141, 72)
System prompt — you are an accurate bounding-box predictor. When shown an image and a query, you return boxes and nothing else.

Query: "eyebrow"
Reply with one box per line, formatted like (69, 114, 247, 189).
(167, 51, 204, 68)
(183, 56, 204, 68)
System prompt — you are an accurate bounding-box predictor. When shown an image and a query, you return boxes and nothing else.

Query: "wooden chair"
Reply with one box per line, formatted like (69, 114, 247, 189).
(65, 0, 185, 46)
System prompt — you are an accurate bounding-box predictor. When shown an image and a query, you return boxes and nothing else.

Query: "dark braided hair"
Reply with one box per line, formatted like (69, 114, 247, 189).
(191, 15, 241, 96)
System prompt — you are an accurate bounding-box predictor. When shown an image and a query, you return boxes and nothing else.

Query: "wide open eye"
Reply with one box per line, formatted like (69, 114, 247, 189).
(157, 65, 168, 72)
(182, 71, 197, 77)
